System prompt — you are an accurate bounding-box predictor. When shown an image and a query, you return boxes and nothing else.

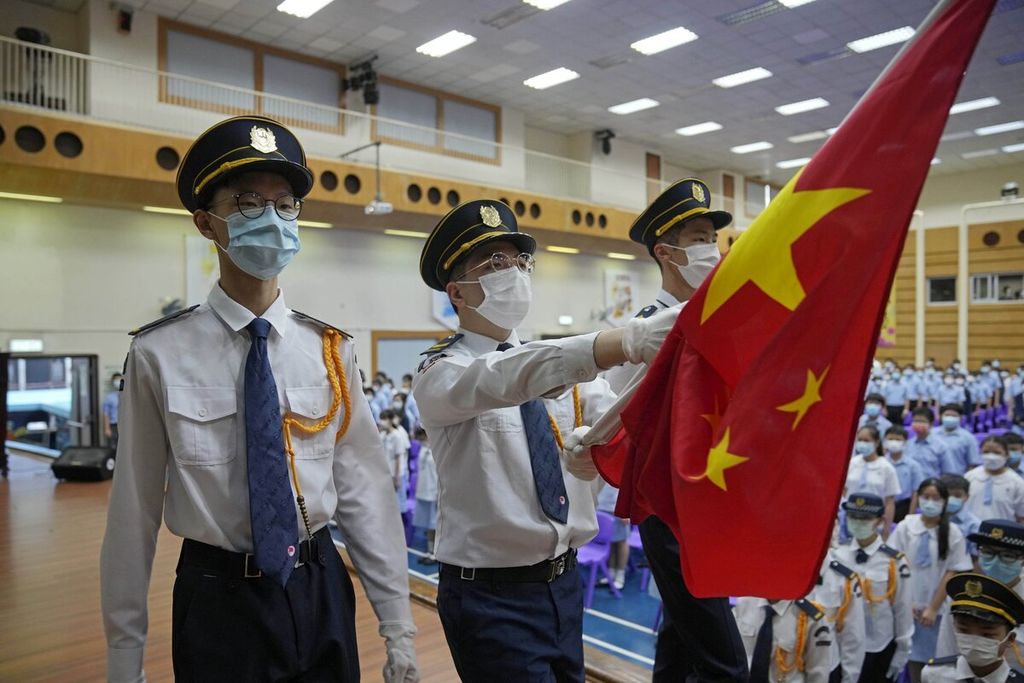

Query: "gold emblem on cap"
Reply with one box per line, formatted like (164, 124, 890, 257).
(250, 126, 277, 154)
(855, 497, 865, 507)
(992, 528, 1005, 540)
(480, 205, 501, 228)
(692, 182, 706, 204)
(965, 580, 984, 598)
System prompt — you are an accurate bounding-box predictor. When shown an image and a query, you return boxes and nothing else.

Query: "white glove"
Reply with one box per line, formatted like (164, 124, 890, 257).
(562, 426, 598, 481)
(380, 621, 419, 683)
(621, 304, 681, 365)
(885, 663, 902, 681)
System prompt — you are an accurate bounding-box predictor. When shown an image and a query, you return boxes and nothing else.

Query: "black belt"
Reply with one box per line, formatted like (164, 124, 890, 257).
(441, 549, 577, 583)
(179, 526, 330, 579)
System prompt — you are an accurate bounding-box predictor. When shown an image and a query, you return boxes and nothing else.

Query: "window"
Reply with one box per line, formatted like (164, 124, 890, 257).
(927, 276, 956, 305)
(971, 273, 1024, 303)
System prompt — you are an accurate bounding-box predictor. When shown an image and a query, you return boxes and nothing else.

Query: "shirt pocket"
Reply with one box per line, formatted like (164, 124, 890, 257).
(477, 406, 523, 433)
(166, 386, 238, 466)
(284, 386, 335, 460)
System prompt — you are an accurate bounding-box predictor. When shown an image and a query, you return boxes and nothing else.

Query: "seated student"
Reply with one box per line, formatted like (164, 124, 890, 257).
(810, 552, 866, 683)
(832, 493, 913, 682)
(921, 572, 1024, 683)
(845, 425, 900, 534)
(890, 478, 974, 683)
(965, 436, 1024, 523)
(887, 426, 925, 522)
(412, 427, 438, 564)
(939, 474, 982, 558)
(905, 407, 958, 480)
(1005, 433, 1024, 478)
(733, 595, 832, 682)
(933, 404, 981, 473)
(861, 393, 895, 434)
(933, 520, 1024, 673)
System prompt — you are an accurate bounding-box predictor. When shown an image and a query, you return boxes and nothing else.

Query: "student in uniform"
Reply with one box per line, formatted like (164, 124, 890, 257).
(906, 407, 958, 480)
(940, 474, 982, 558)
(890, 478, 974, 682)
(884, 370, 912, 425)
(965, 436, 1024, 523)
(1006, 434, 1024, 478)
(936, 375, 967, 411)
(921, 572, 1024, 682)
(832, 493, 913, 682)
(412, 199, 678, 682)
(887, 425, 925, 522)
(810, 553, 866, 683)
(859, 394, 894, 435)
(933, 404, 981, 473)
(380, 408, 412, 513)
(99, 116, 418, 683)
(102, 372, 122, 449)
(844, 425, 900, 533)
(734, 595, 832, 683)
(411, 426, 438, 564)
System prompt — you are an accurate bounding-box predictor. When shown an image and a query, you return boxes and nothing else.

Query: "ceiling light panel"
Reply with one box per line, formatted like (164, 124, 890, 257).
(630, 27, 699, 55)
(961, 149, 999, 159)
(608, 98, 659, 114)
(276, 0, 335, 18)
(416, 30, 477, 57)
(523, 67, 580, 89)
(949, 97, 1000, 115)
(712, 67, 773, 88)
(974, 120, 1024, 136)
(846, 26, 914, 53)
(775, 97, 830, 115)
(676, 121, 723, 136)
(731, 141, 774, 154)
(787, 131, 827, 143)
(776, 157, 811, 169)
(524, 0, 572, 9)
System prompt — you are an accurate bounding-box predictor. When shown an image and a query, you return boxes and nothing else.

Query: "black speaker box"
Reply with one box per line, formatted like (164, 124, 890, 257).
(51, 446, 116, 481)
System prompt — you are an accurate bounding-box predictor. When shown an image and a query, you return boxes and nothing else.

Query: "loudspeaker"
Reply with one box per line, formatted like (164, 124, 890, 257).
(117, 8, 133, 33)
(52, 446, 116, 481)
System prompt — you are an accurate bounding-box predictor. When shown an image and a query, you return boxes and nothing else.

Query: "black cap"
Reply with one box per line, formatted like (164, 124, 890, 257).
(629, 178, 732, 254)
(842, 492, 885, 518)
(969, 519, 1024, 552)
(419, 200, 536, 291)
(947, 572, 1024, 627)
(176, 115, 314, 212)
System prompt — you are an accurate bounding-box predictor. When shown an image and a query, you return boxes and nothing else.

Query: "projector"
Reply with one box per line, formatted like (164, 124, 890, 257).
(365, 198, 393, 215)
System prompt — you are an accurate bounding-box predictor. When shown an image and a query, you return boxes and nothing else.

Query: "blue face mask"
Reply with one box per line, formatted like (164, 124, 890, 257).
(946, 496, 964, 514)
(855, 441, 875, 456)
(865, 404, 882, 418)
(919, 499, 944, 518)
(1011, 452, 1023, 469)
(979, 554, 1024, 585)
(942, 415, 960, 431)
(212, 211, 300, 280)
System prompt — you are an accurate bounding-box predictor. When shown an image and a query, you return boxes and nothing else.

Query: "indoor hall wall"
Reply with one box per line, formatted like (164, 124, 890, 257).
(0, 201, 662, 381)
(917, 161, 1024, 227)
(3, 0, 87, 52)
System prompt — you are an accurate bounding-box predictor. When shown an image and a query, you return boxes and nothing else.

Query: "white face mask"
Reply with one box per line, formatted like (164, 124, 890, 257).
(983, 453, 1008, 472)
(954, 631, 1008, 667)
(460, 267, 532, 330)
(885, 439, 905, 454)
(847, 518, 878, 541)
(664, 243, 721, 288)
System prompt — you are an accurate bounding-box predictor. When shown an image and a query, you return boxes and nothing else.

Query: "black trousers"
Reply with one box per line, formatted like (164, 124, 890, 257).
(639, 516, 749, 683)
(894, 497, 912, 522)
(886, 406, 904, 426)
(172, 527, 359, 683)
(859, 640, 897, 683)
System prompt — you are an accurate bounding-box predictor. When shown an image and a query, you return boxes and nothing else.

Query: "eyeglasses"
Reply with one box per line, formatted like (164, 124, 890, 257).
(979, 548, 1024, 563)
(209, 191, 302, 221)
(460, 252, 535, 280)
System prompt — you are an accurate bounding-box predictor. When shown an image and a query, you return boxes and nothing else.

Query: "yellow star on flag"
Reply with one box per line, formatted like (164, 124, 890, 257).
(700, 428, 749, 492)
(701, 170, 870, 323)
(777, 366, 831, 430)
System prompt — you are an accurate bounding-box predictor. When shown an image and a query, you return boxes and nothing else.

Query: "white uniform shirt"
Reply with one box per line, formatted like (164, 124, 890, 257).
(734, 598, 832, 683)
(844, 456, 901, 500)
(100, 286, 411, 681)
(922, 657, 1017, 682)
(810, 557, 866, 683)
(935, 574, 1024, 672)
(415, 445, 438, 502)
(831, 537, 914, 662)
(413, 327, 616, 567)
(890, 515, 972, 612)
(384, 425, 410, 479)
(965, 466, 1024, 522)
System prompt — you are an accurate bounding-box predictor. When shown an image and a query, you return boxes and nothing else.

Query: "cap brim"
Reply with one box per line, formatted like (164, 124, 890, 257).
(188, 159, 314, 212)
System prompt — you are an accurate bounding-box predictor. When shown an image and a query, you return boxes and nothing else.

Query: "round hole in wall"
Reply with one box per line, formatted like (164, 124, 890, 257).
(982, 231, 1000, 247)
(529, 202, 540, 219)
(155, 146, 180, 171)
(407, 183, 422, 202)
(1018, 229, 1024, 245)
(54, 131, 83, 158)
(15, 125, 45, 153)
(499, 197, 510, 207)
(0, 124, 6, 147)
(320, 170, 338, 191)
(427, 187, 442, 204)
(571, 209, 581, 225)
(585, 211, 595, 227)
(343, 174, 361, 194)
(446, 189, 460, 207)
(598, 214, 607, 229)
(514, 200, 525, 217)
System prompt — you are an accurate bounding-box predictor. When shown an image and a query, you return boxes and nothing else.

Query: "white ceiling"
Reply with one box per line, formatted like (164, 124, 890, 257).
(71, 0, 1024, 181)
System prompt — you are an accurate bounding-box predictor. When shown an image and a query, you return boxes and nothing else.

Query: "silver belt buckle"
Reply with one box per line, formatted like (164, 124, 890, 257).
(549, 555, 566, 582)
(460, 566, 476, 581)
(243, 553, 262, 578)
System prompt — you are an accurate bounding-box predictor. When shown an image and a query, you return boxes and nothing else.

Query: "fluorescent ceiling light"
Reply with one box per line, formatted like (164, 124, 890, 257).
(931, 157, 941, 165)
(778, 0, 817, 6)
(630, 27, 698, 55)
(276, 0, 335, 18)
(787, 131, 827, 143)
(416, 30, 477, 57)
(0, 191, 63, 203)
(961, 149, 999, 159)
(607, 252, 637, 261)
(776, 157, 811, 169)
(384, 229, 430, 239)
(941, 130, 974, 142)
(297, 220, 332, 229)
(974, 120, 1024, 136)
(731, 141, 774, 154)
(847, 26, 914, 53)
(524, 67, 579, 90)
(949, 97, 1000, 115)
(1003, 143, 1024, 153)
(775, 97, 830, 116)
(546, 245, 580, 254)
(675, 121, 722, 136)
(608, 98, 660, 115)
(825, 126, 839, 135)
(712, 67, 772, 88)
(524, 0, 572, 8)
(143, 205, 191, 215)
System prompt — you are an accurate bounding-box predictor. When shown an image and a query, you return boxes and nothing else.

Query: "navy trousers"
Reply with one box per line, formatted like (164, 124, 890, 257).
(172, 527, 359, 683)
(437, 563, 584, 682)
(640, 515, 749, 683)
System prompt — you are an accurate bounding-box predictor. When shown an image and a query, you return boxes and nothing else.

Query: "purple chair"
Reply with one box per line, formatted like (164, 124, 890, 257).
(578, 511, 621, 608)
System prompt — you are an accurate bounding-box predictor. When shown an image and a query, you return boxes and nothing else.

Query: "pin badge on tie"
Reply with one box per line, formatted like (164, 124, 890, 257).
(287, 545, 296, 557)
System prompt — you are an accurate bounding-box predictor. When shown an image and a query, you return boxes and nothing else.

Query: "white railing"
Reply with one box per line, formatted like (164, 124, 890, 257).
(0, 35, 659, 210)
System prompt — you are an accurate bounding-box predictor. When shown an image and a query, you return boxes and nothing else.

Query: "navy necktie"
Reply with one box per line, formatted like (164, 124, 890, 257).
(245, 318, 298, 586)
(749, 604, 774, 683)
(856, 548, 870, 564)
(498, 342, 569, 524)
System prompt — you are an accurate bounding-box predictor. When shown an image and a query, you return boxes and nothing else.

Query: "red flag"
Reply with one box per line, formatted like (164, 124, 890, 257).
(594, 0, 995, 598)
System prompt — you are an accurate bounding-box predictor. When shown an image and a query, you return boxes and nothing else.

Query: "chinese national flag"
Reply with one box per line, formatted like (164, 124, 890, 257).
(594, 0, 996, 598)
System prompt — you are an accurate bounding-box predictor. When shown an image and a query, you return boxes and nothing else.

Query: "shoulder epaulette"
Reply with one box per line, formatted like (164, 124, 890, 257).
(634, 305, 659, 319)
(129, 304, 200, 336)
(925, 655, 958, 667)
(795, 599, 824, 621)
(829, 560, 859, 581)
(420, 334, 463, 356)
(289, 310, 352, 339)
(878, 544, 904, 559)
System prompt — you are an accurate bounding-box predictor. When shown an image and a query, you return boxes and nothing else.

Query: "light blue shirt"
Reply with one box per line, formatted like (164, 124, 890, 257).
(102, 391, 119, 424)
(951, 508, 982, 555)
(888, 454, 924, 502)
(1010, 375, 1023, 398)
(905, 433, 957, 479)
(883, 380, 909, 406)
(859, 413, 894, 434)
(933, 426, 981, 473)
(937, 384, 966, 405)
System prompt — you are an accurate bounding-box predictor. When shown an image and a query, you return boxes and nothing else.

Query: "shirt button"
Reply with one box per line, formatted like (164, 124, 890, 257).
(311, 407, 320, 416)
(197, 408, 207, 418)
